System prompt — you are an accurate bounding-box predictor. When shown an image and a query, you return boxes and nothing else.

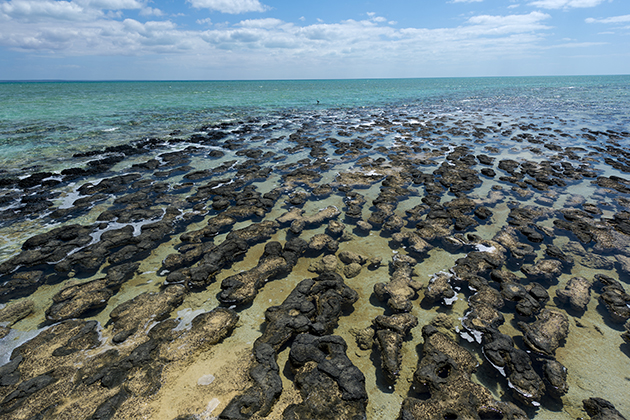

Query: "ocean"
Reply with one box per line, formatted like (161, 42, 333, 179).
(0, 76, 629, 420)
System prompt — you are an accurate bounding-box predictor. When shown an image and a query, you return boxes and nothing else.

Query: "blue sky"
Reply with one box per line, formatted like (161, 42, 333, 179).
(0, 0, 628, 80)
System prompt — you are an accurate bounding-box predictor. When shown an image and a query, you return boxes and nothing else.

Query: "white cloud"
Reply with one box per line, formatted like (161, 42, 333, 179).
(528, 0, 604, 9)
(586, 14, 630, 24)
(0, 0, 98, 22)
(238, 18, 283, 28)
(465, 11, 551, 34)
(187, 0, 267, 14)
(78, 0, 144, 9)
(0, 8, 559, 74)
(140, 7, 163, 17)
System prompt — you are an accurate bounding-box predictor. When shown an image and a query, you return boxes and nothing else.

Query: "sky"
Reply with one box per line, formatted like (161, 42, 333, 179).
(0, 0, 628, 80)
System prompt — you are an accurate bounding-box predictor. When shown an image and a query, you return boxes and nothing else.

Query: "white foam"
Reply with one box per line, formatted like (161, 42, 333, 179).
(443, 294, 458, 306)
(475, 244, 496, 253)
(0, 326, 49, 367)
(173, 308, 207, 331)
(200, 398, 221, 419)
(197, 374, 216, 386)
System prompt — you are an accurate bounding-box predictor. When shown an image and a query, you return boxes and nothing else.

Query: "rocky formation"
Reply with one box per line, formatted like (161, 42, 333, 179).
(218, 238, 307, 306)
(399, 325, 528, 419)
(518, 309, 569, 356)
(373, 255, 422, 312)
(283, 334, 367, 420)
(595, 274, 630, 323)
(583, 398, 628, 420)
(555, 276, 591, 312)
(220, 272, 358, 419)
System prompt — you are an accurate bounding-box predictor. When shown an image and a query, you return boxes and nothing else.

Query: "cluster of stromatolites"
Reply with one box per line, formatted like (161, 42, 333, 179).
(0, 111, 629, 420)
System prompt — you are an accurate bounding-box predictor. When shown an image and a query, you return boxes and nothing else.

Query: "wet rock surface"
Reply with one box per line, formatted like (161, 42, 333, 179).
(220, 272, 359, 419)
(373, 255, 422, 312)
(400, 325, 528, 420)
(555, 276, 591, 312)
(583, 397, 628, 420)
(283, 334, 367, 420)
(371, 313, 418, 384)
(519, 308, 569, 356)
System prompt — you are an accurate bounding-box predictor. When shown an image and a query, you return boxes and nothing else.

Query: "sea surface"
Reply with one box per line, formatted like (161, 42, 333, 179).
(0, 76, 629, 420)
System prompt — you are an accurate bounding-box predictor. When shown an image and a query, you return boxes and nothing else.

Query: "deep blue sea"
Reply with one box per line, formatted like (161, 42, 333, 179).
(1, 76, 628, 174)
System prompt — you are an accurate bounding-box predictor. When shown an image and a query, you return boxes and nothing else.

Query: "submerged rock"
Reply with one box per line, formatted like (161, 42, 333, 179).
(372, 313, 418, 384)
(218, 238, 307, 306)
(373, 255, 422, 313)
(583, 397, 628, 420)
(518, 308, 569, 356)
(482, 328, 545, 406)
(221, 272, 358, 419)
(521, 259, 563, 283)
(555, 276, 591, 312)
(596, 274, 630, 323)
(283, 334, 367, 420)
(46, 262, 139, 322)
(424, 271, 456, 306)
(400, 325, 528, 419)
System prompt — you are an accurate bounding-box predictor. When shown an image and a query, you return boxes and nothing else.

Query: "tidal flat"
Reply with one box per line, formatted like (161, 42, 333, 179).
(1, 104, 630, 420)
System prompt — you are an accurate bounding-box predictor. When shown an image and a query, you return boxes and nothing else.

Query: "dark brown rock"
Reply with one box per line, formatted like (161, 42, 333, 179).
(518, 308, 569, 356)
(400, 325, 528, 419)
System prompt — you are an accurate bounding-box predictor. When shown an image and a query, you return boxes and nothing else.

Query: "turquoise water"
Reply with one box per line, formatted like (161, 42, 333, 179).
(1, 76, 628, 173)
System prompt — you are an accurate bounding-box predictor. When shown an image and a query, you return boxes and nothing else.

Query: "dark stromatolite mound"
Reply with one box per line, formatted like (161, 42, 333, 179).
(518, 308, 569, 356)
(55, 206, 180, 275)
(500, 279, 549, 317)
(555, 276, 591, 312)
(0, 224, 96, 276)
(277, 206, 341, 235)
(545, 244, 574, 265)
(507, 206, 554, 244)
(343, 191, 366, 219)
(109, 284, 186, 343)
(391, 231, 432, 255)
(521, 259, 563, 283)
(46, 262, 140, 322)
(423, 271, 456, 306)
(372, 313, 418, 384)
(595, 274, 630, 323)
(583, 397, 628, 420)
(221, 272, 358, 419)
(493, 227, 536, 261)
(258, 272, 358, 348)
(373, 255, 422, 313)
(166, 221, 279, 289)
(622, 319, 630, 345)
(218, 238, 307, 306)
(0, 299, 34, 330)
(400, 325, 528, 420)
(282, 334, 367, 420)
(481, 328, 546, 406)
(307, 233, 339, 253)
(539, 358, 569, 399)
(434, 147, 482, 196)
(450, 241, 506, 280)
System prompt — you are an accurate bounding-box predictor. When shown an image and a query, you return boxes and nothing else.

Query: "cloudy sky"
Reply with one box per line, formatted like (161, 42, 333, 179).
(0, 0, 628, 80)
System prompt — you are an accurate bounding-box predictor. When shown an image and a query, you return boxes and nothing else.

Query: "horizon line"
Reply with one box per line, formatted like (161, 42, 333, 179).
(1, 74, 629, 83)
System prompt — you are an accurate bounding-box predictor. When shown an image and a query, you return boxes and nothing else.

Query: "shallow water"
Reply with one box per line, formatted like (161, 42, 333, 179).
(1, 77, 630, 420)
